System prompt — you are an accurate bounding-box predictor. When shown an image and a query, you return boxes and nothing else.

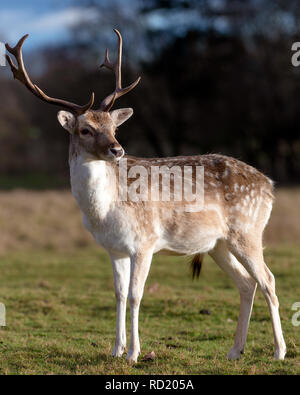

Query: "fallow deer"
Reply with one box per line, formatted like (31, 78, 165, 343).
(5, 30, 286, 363)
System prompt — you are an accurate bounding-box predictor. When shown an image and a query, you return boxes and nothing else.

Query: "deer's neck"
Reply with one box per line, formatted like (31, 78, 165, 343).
(68, 136, 117, 221)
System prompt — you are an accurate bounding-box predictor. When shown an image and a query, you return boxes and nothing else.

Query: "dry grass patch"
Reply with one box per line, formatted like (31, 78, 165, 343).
(265, 188, 300, 245)
(0, 190, 94, 253)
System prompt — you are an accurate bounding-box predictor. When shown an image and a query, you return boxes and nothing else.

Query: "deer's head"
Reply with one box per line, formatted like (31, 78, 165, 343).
(5, 30, 140, 162)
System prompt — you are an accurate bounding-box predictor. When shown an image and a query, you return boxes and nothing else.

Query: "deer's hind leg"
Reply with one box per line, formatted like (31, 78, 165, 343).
(228, 235, 286, 360)
(209, 240, 257, 359)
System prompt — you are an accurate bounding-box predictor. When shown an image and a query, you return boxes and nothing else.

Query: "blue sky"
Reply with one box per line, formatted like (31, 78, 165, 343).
(0, 0, 97, 48)
(0, 0, 204, 49)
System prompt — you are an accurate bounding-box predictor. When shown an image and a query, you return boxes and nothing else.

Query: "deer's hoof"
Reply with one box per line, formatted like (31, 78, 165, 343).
(112, 344, 126, 357)
(274, 346, 286, 360)
(227, 347, 244, 360)
(126, 349, 140, 364)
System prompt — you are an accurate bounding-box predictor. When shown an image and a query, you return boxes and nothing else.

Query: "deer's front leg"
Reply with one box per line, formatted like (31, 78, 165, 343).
(127, 249, 153, 363)
(110, 255, 130, 357)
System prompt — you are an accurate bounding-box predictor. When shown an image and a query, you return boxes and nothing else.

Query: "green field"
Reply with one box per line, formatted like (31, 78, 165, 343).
(0, 245, 299, 374)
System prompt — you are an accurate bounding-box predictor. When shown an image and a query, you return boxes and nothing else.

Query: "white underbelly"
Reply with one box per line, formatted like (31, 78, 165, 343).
(153, 230, 222, 256)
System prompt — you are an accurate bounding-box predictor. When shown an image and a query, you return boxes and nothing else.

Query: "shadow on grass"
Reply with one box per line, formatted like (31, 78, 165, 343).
(191, 334, 226, 342)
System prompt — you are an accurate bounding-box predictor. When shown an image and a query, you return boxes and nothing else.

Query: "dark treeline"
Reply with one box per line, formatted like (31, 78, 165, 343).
(1, 0, 300, 187)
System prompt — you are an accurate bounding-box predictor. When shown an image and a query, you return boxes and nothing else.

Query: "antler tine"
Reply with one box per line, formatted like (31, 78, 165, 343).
(6, 34, 33, 88)
(99, 29, 141, 112)
(115, 28, 122, 89)
(5, 34, 94, 115)
(101, 49, 114, 71)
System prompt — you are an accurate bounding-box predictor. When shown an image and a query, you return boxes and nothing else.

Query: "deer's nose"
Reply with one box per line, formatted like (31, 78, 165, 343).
(109, 145, 124, 158)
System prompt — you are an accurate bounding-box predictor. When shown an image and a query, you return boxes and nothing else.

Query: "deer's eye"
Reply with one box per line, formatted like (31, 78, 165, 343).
(81, 129, 91, 136)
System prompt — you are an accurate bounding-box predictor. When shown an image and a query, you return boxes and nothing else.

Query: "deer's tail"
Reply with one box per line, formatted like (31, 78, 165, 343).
(190, 253, 204, 279)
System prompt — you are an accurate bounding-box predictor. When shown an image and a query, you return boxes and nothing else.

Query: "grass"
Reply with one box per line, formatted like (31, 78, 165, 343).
(0, 245, 300, 375)
(0, 173, 68, 190)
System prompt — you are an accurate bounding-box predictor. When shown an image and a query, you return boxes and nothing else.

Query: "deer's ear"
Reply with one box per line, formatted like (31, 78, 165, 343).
(110, 108, 133, 127)
(57, 111, 76, 133)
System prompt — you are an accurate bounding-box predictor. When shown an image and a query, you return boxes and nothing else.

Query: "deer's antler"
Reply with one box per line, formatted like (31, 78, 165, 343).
(99, 29, 141, 112)
(5, 34, 94, 115)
